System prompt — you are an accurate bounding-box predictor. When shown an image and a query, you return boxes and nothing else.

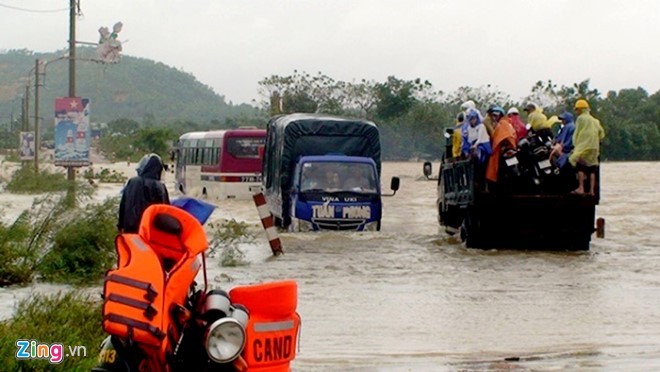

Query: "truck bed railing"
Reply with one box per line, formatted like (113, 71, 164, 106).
(442, 158, 474, 207)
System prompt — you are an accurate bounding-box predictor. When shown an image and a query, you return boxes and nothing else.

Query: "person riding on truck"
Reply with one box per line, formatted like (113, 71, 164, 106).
(549, 111, 576, 169)
(569, 99, 605, 195)
(524, 103, 553, 143)
(485, 106, 517, 188)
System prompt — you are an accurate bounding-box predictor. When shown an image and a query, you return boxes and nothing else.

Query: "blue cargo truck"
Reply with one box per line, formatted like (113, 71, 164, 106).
(262, 113, 399, 231)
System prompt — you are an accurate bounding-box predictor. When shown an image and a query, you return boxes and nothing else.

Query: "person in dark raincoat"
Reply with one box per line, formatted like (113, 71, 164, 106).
(117, 154, 170, 233)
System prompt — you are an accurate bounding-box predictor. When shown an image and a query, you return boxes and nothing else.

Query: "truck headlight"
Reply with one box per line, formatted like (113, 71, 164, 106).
(205, 318, 246, 363)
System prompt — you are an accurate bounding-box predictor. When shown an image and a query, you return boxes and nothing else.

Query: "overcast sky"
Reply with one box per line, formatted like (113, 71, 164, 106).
(3, 0, 660, 105)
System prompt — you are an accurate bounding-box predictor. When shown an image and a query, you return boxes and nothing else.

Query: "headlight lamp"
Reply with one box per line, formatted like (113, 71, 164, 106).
(204, 317, 246, 363)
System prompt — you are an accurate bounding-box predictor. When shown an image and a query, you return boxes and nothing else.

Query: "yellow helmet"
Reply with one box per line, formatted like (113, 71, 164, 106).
(574, 99, 590, 110)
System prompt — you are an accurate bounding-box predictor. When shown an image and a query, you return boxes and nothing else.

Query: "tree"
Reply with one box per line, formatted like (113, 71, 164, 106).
(134, 127, 175, 157)
(374, 76, 432, 120)
(447, 84, 513, 110)
(104, 118, 140, 136)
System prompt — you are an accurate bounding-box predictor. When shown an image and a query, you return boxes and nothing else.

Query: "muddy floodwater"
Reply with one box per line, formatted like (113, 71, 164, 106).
(2, 161, 659, 371)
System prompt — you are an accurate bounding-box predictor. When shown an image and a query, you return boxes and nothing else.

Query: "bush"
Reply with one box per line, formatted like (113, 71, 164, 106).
(3, 151, 20, 162)
(207, 219, 254, 267)
(6, 164, 70, 194)
(82, 167, 127, 183)
(0, 195, 118, 287)
(0, 195, 67, 286)
(39, 198, 119, 285)
(0, 211, 35, 286)
(0, 292, 104, 371)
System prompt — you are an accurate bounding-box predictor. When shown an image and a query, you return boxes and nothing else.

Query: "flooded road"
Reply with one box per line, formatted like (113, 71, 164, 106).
(2, 161, 660, 370)
(213, 161, 660, 371)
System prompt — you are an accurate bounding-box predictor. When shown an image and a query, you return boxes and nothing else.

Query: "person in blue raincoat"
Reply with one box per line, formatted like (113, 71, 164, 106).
(549, 111, 576, 168)
(466, 108, 492, 163)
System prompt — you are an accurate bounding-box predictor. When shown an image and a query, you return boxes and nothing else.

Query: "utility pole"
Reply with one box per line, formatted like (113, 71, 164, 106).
(24, 85, 29, 132)
(34, 59, 42, 173)
(68, 0, 76, 183)
(64, 0, 77, 207)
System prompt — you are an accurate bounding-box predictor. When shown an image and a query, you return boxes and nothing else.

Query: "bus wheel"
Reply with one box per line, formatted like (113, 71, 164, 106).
(178, 184, 184, 194)
(202, 187, 208, 198)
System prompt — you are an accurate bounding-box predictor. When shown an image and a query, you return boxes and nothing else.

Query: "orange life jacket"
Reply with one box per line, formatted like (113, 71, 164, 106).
(229, 280, 301, 372)
(102, 204, 208, 363)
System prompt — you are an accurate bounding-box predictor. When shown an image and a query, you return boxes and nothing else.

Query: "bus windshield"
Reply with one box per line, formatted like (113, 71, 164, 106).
(299, 162, 377, 193)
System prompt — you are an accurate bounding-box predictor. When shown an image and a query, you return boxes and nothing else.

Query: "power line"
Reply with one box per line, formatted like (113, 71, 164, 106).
(0, 2, 69, 13)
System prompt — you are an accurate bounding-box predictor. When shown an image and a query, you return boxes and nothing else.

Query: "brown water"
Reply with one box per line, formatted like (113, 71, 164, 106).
(215, 161, 660, 371)
(2, 161, 659, 370)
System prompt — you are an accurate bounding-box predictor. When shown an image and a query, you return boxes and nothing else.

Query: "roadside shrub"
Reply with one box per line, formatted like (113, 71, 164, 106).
(6, 164, 70, 194)
(3, 151, 20, 162)
(0, 211, 34, 286)
(39, 198, 119, 285)
(0, 194, 116, 287)
(208, 219, 253, 267)
(0, 292, 104, 371)
(82, 167, 127, 184)
(0, 195, 67, 286)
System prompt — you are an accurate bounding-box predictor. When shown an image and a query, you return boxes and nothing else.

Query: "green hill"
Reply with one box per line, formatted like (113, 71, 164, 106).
(0, 48, 261, 126)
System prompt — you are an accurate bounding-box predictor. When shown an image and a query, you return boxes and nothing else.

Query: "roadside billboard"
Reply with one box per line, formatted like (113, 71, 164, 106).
(54, 97, 90, 167)
(19, 131, 35, 160)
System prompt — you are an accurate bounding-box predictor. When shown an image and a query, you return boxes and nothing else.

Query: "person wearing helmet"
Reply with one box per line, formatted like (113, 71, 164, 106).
(460, 100, 476, 111)
(569, 99, 605, 195)
(466, 108, 492, 162)
(117, 153, 170, 233)
(524, 103, 552, 143)
(485, 106, 517, 187)
(465, 108, 492, 189)
(506, 107, 528, 141)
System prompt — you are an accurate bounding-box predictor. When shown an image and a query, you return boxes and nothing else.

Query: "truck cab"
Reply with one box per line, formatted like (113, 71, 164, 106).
(289, 155, 396, 232)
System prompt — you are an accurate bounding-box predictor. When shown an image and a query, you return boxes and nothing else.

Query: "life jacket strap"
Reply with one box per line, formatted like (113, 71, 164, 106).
(105, 313, 166, 340)
(107, 293, 158, 320)
(106, 274, 158, 302)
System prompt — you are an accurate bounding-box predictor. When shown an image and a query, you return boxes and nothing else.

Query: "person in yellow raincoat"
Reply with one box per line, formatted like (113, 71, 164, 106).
(569, 99, 605, 195)
(524, 103, 553, 143)
(452, 112, 466, 158)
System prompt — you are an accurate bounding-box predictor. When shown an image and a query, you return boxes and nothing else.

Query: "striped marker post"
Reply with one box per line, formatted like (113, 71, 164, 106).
(253, 192, 283, 256)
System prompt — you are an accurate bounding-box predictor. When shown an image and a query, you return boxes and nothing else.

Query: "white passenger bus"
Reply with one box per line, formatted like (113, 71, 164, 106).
(173, 128, 266, 200)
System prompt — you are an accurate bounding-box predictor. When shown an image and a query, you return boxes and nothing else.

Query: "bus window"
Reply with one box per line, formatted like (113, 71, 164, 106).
(227, 137, 265, 159)
(204, 139, 214, 165)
